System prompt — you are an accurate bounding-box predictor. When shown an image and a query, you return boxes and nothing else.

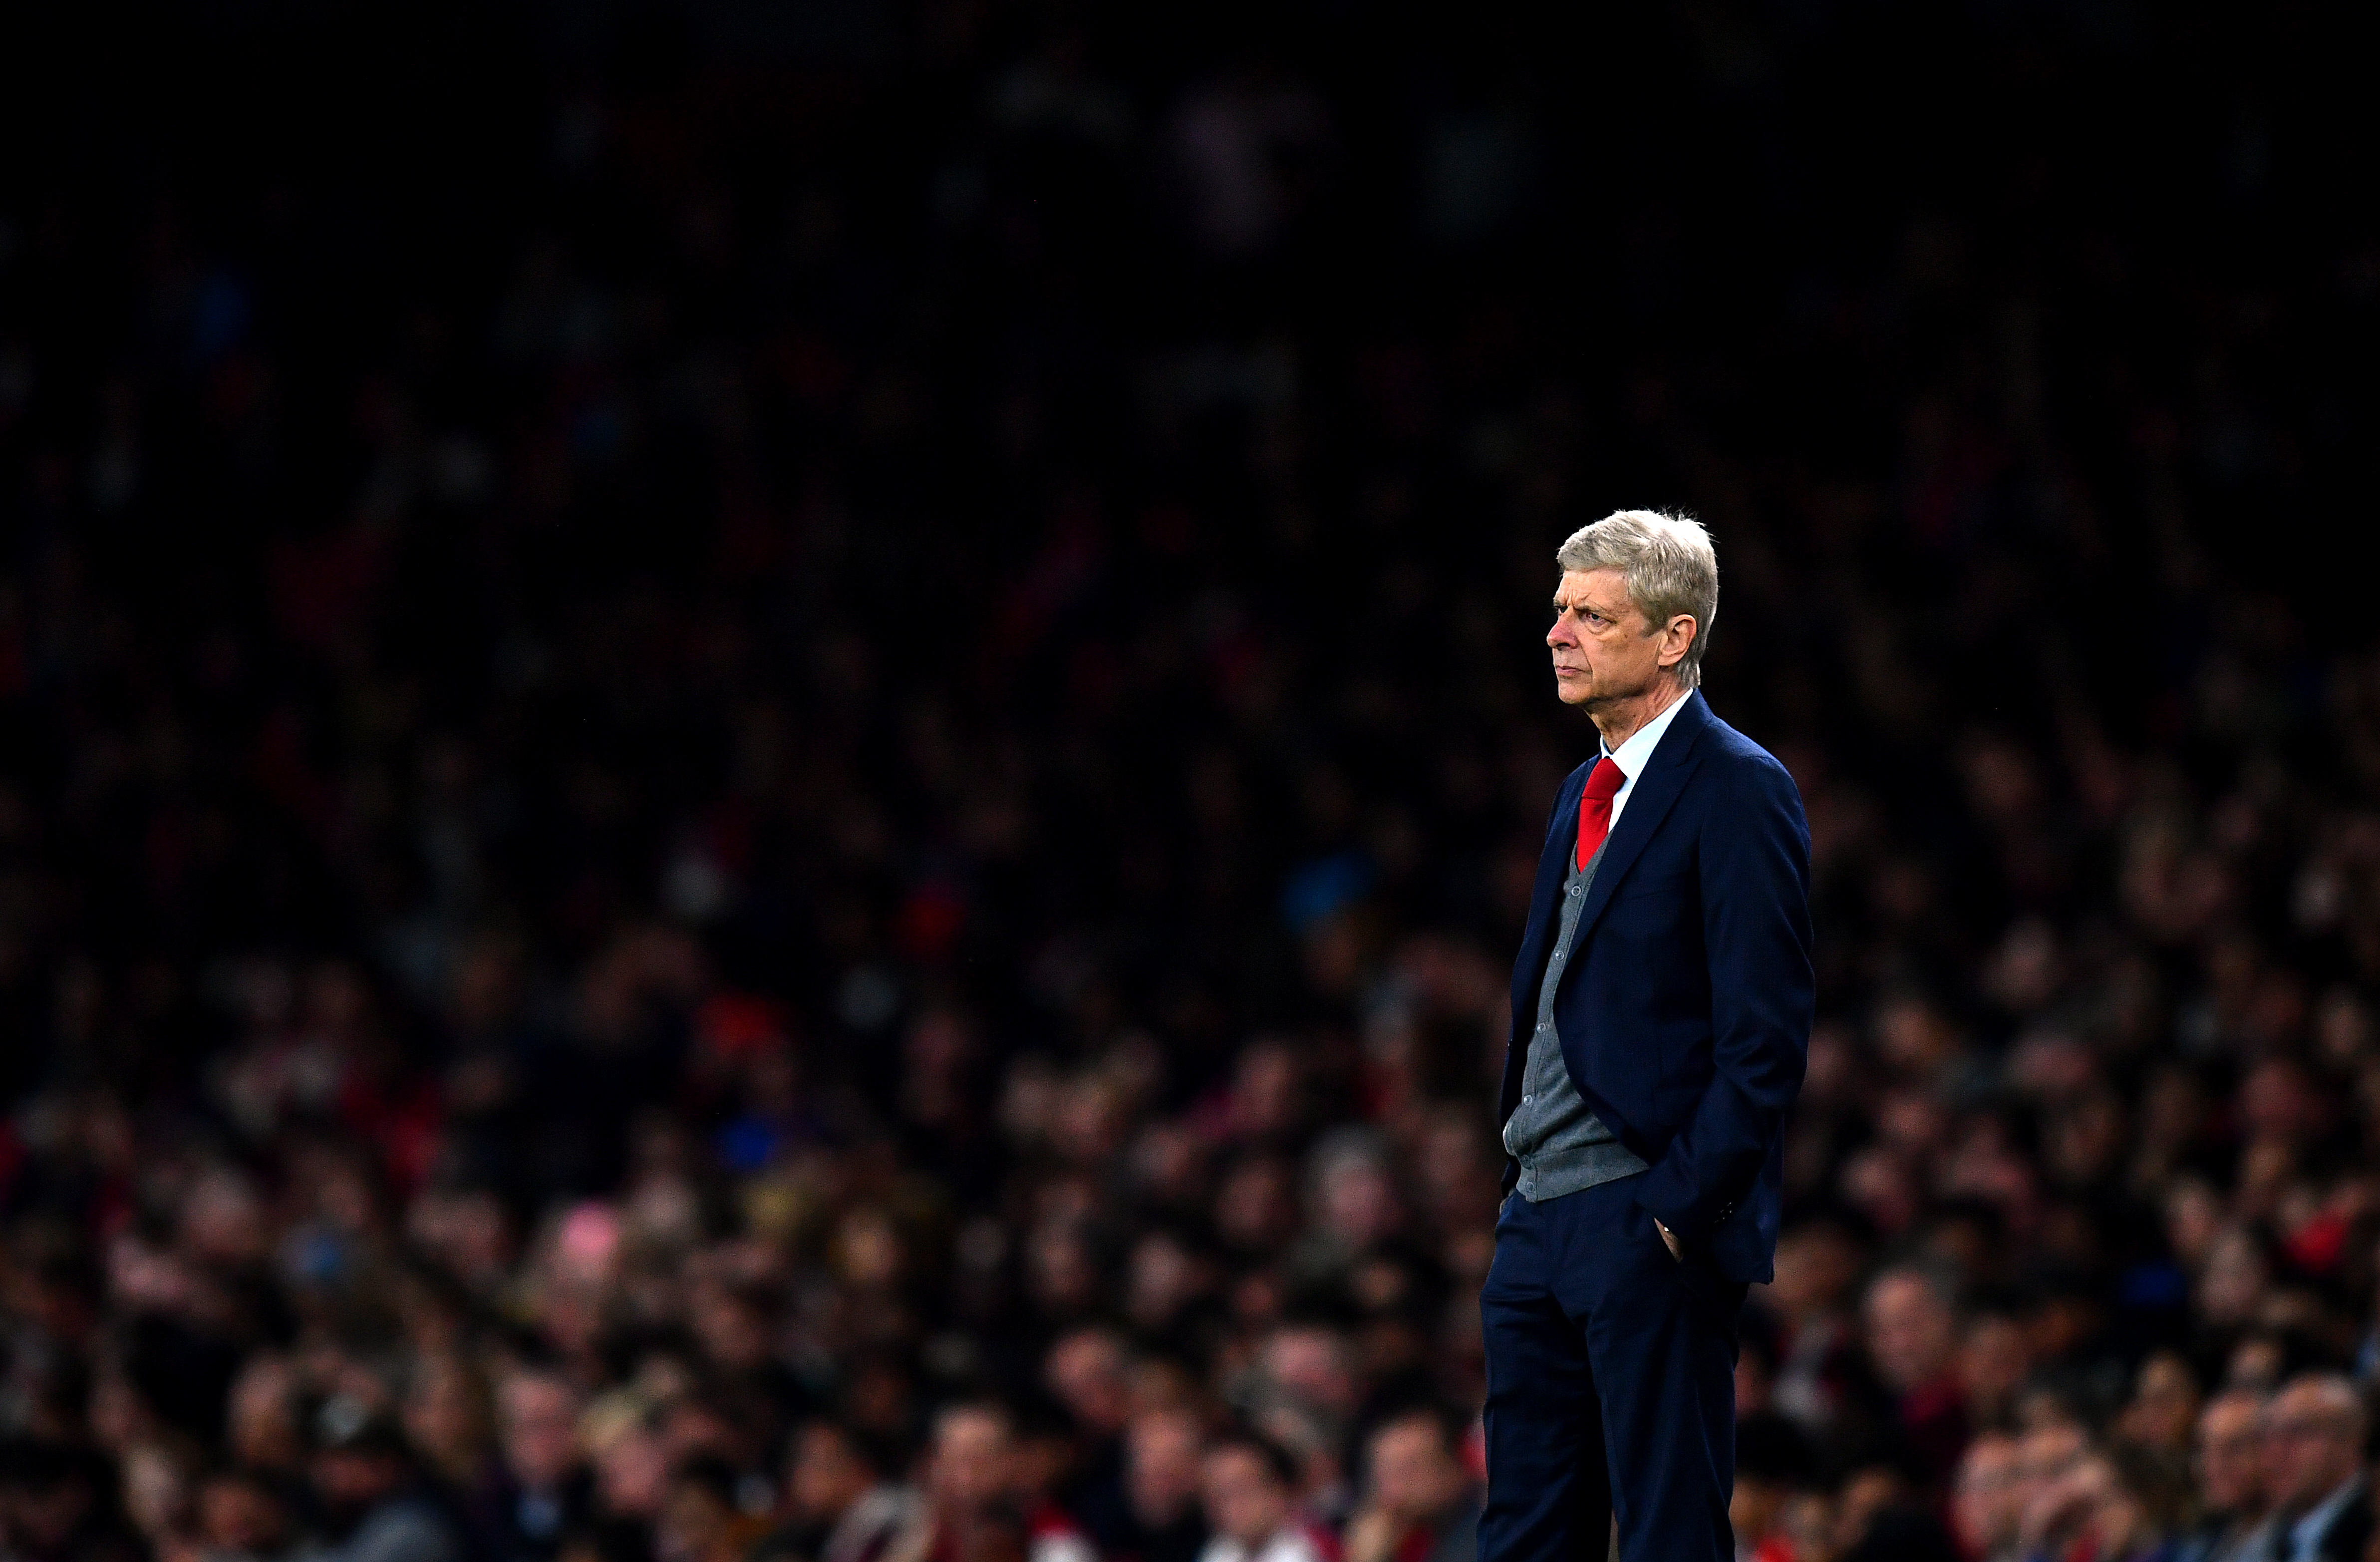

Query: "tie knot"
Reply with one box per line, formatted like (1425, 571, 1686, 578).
(1583, 756, 1625, 802)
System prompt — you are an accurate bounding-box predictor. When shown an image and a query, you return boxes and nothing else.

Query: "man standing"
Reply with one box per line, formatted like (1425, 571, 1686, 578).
(1479, 511, 1812, 1562)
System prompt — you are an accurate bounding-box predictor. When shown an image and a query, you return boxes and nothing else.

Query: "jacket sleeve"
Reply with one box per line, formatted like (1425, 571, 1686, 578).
(1633, 752, 1813, 1244)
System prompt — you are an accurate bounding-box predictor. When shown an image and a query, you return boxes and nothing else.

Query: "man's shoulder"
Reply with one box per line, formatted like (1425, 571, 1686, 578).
(1689, 704, 1798, 798)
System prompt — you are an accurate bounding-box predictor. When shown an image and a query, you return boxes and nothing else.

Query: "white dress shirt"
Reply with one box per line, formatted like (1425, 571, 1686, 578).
(1600, 687, 1693, 835)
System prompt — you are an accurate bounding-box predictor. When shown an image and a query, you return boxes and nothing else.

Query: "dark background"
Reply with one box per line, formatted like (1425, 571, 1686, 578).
(3, 4, 2379, 1561)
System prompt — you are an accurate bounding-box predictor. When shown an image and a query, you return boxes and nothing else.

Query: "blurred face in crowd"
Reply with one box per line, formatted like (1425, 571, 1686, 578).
(1863, 1271, 1957, 1394)
(691, 1284, 773, 1374)
(1950, 1433, 2021, 1559)
(1046, 1330, 1134, 1439)
(2120, 1353, 2201, 1455)
(597, 1428, 671, 1521)
(1260, 1327, 1357, 1421)
(1767, 1225, 1862, 1325)
(1364, 1417, 1465, 1525)
(2262, 1377, 2366, 1515)
(1313, 1154, 1398, 1250)
(501, 1372, 583, 1492)
(197, 1470, 288, 1555)
(1203, 1445, 1292, 1550)
(228, 1358, 302, 1471)
(790, 1423, 878, 1525)
(1729, 1473, 1787, 1557)
(1546, 570, 1693, 716)
(2043, 1458, 2146, 1558)
(2012, 1423, 2089, 1522)
(1216, 1160, 1297, 1254)
(2196, 1392, 2269, 1519)
(1128, 1410, 1206, 1527)
(929, 1408, 1015, 1517)
(1958, 1313, 2031, 1419)
(1830, 1468, 1909, 1557)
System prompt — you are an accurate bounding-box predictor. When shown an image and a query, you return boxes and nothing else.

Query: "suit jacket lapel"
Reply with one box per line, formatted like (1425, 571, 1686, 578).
(1567, 692, 1713, 947)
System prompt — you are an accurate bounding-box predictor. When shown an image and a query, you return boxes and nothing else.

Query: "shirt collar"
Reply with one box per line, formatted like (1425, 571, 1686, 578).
(1601, 688, 1693, 780)
(2290, 1473, 2364, 1555)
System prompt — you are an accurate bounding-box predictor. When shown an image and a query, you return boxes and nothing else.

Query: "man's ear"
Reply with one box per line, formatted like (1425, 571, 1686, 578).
(1658, 616, 1698, 668)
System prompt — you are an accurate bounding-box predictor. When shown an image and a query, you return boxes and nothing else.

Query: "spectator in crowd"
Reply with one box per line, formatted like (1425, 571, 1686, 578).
(1862, 1265, 1971, 1492)
(1195, 1436, 1321, 1562)
(191, 1466, 296, 1562)
(1340, 1412, 1477, 1562)
(478, 1370, 589, 1562)
(303, 1401, 465, 1562)
(914, 1404, 1092, 1562)
(2256, 1378, 2370, 1562)
(751, 1421, 922, 1562)
(1043, 1332, 1135, 1547)
(1957, 1303, 2035, 1438)
(2012, 1453, 2167, 1562)
(2008, 1422, 2095, 1546)
(1098, 1410, 1206, 1562)
(2176, 1391, 2272, 1562)
(1952, 1433, 2025, 1562)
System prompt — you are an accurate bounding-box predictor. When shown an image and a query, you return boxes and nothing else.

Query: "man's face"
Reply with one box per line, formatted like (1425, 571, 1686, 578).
(2196, 1397, 2266, 1515)
(2012, 1423, 2087, 1518)
(502, 1376, 582, 1491)
(792, 1425, 875, 1523)
(1202, 1448, 1289, 1548)
(1045, 1331, 1132, 1437)
(1546, 569, 1675, 711)
(1365, 1421, 1461, 1525)
(1863, 1274, 1954, 1394)
(1127, 1413, 1206, 1524)
(1950, 1436, 2021, 1555)
(1730, 1475, 1785, 1553)
(929, 1411, 1014, 1515)
(2263, 1383, 2363, 1513)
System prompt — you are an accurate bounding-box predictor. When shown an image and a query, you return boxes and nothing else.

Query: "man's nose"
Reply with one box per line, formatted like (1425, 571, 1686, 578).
(1547, 615, 1573, 647)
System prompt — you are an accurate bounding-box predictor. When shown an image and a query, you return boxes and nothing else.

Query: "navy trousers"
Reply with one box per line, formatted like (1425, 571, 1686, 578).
(1477, 1176, 1745, 1562)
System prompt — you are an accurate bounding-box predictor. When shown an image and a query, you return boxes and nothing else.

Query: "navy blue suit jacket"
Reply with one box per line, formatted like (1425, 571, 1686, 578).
(1498, 691, 1813, 1284)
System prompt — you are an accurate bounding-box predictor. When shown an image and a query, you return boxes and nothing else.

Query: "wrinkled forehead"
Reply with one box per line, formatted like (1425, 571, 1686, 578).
(1553, 568, 1635, 611)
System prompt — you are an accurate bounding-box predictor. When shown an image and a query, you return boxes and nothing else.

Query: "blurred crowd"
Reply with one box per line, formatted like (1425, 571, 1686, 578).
(3, 4, 2379, 1562)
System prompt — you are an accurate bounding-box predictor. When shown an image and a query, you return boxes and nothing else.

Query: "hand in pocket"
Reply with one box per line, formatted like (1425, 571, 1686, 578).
(1655, 1219, 1684, 1262)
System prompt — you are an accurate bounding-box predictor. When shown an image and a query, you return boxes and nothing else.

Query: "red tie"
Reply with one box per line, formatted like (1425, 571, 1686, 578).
(1576, 756, 1625, 870)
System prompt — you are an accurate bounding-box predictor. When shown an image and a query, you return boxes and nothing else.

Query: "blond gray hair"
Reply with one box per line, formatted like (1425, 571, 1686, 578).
(1555, 510, 1718, 689)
